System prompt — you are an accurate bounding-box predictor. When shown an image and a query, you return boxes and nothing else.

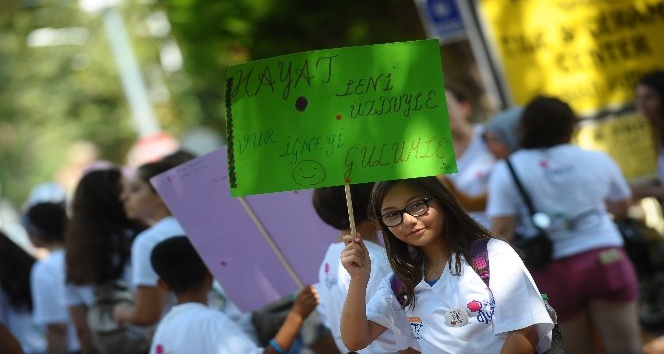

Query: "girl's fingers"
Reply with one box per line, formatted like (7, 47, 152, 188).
(341, 251, 366, 267)
(343, 232, 362, 245)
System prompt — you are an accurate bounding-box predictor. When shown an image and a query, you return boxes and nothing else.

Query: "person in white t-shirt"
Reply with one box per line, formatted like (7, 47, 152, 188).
(115, 156, 259, 343)
(441, 83, 496, 228)
(0, 230, 46, 354)
(25, 202, 80, 354)
(487, 96, 642, 354)
(340, 176, 553, 353)
(149, 235, 319, 354)
(64, 167, 146, 354)
(439, 107, 523, 213)
(313, 183, 408, 354)
(114, 160, 189, 327)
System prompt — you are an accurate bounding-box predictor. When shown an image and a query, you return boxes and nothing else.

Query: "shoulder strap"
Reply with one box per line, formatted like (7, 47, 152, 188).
(390, 274, 407, 307)
(470, 238, 490, 287)
(505, 158, 537, 217)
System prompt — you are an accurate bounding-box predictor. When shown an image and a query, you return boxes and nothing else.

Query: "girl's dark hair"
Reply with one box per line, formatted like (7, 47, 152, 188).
(369, 176, 492, 309)
(519, 95, 577, 149)
(66, 168, 145, 285)
(24, 202, 67, 244)
(312, 182, 374, 230)
(151, 236, 208, 295)
(136, 160, 182, 192)
(0, 231, 36, 311)
(639, 70, 664, 118)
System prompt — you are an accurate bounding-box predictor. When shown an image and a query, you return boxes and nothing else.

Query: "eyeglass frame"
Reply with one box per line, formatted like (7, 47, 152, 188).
(379, 197, 432, 227)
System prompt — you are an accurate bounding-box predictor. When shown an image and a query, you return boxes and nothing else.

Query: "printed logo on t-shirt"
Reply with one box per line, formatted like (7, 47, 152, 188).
(474, 170, 488, 182)
(444, 307, 469, 327)
(408, 317, 423, 339)
(324, 263, 337, 288)
(467, 297, 495, 324)
(539, 159, 573, 177)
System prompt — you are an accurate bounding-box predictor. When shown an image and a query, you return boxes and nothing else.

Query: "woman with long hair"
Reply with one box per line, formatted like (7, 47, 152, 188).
(340, 176, 552, 353)
(65, 168, 145, 353)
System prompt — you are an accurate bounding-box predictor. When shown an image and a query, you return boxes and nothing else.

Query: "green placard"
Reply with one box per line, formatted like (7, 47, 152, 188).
(225, 39, 457, 196)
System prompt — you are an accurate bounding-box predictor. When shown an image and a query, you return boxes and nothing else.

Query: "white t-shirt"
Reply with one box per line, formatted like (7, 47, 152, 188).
(150, 302, 262, 354)
(0, 290, 46, 354)
(448, 125, 496, 227)
(131, 217, 185, 287)
(486, 144, 631, 259)
(317, 241, 399, 353)
(366, 239, 553, 353)
(30, 249, 81, 352)
(208, 281, 257, 343)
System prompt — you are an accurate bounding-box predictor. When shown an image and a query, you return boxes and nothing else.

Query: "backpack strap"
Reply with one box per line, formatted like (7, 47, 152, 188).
(390, 274, 407, 307)
(471, 238, 491, 287)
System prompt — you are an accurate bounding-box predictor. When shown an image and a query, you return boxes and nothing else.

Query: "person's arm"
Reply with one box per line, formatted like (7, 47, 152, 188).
(339, 235, 388, 351)
(68, 305, 96, 354)
(0, 323, 24, 354)
(499, 325, 539, 354)
(30, 261, 69, 354)
(264, 285, 319, 354)
(606, 198, 631, 220)
(45, 323, 68, 354)
(630, 178, 664, 201)
(491, 216, 518, 242)
(113, 286, 165, 326)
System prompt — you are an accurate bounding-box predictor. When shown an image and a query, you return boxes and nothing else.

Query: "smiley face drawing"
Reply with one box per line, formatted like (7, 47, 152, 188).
(292, 160, 326, 186)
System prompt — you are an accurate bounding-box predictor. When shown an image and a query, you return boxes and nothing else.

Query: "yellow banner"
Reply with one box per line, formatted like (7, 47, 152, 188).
(478, 0, 664, 115)
(574, 113, 657, 181)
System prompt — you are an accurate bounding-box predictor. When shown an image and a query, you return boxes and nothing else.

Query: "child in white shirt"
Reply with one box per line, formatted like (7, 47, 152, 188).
(149, 235, 319, 354)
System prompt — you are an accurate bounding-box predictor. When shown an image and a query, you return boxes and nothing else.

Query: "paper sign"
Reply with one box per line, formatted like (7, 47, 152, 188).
(477, 0, 664, 116)
(151, 148, 337, 312)
(225, 39, 456, 196)
(575, 112, 657, 181)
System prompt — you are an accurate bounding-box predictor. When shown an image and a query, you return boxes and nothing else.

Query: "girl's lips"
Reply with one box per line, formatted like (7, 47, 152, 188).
(407, 228, 425, 237)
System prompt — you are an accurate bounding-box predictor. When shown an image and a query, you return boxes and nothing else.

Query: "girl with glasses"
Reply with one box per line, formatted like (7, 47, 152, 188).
(339, 176, 553, 353)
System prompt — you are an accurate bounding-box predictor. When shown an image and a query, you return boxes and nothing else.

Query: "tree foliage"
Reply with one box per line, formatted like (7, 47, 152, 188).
(152, 0, 426, 132)
(0, 0, 425, 208)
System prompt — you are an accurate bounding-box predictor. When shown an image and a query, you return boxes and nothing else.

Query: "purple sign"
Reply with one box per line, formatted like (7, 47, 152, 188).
(151, 148, 335, 311)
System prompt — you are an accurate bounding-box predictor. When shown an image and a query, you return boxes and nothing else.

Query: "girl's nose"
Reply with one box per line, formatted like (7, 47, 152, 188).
(401, 212, 418, 225)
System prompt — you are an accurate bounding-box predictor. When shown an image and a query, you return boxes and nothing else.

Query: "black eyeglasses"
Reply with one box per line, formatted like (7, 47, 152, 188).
(380, 198, 431, 227)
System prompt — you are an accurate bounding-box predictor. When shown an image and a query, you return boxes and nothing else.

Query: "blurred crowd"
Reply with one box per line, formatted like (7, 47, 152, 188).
(1, 69, 664, 354)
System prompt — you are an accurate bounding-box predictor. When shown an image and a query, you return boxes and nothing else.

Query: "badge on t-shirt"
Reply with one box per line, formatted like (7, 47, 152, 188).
(444, 307, 469, 327)
(408, 317, 423, 339)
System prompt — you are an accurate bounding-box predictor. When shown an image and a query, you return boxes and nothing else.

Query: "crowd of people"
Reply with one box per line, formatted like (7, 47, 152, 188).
(1, 69, 664, 354)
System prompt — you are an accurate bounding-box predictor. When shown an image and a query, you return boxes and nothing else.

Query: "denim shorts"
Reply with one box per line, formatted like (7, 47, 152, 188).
(531, 246, 638, 321)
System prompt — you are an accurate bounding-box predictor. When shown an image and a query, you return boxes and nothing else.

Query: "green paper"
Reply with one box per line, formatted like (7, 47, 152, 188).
(225, 39, 457, 196)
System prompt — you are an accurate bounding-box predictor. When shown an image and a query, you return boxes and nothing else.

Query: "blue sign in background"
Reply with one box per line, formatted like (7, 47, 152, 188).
(416, 0, 466, 44)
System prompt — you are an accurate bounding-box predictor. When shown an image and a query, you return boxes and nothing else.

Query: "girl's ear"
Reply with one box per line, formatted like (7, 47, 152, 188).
(156, 278, 171, 292)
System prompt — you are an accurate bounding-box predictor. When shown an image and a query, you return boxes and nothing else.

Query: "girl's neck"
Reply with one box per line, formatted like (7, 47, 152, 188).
(148, 209, 172, 225)
(44, 243, 64, 253)
(421, 242, 450, 281)
(175, 290, 209, 306)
